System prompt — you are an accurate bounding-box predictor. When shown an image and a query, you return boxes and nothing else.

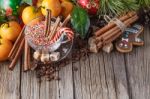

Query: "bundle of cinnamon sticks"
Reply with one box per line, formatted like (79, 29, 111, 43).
(89, 12, 139, 53)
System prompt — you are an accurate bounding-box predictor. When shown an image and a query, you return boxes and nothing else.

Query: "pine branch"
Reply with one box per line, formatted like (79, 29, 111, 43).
(98, 0, 139, 16)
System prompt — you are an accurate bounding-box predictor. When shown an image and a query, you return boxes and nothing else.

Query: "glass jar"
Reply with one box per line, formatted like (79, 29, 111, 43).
(24, 16, 74, 62)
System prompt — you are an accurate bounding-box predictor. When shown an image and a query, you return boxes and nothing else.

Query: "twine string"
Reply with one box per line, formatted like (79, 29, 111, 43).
(104, 15, 127, 32)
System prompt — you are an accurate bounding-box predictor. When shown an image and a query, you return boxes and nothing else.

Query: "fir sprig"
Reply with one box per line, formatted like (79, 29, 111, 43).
(138, 0, 150, 7)
(98, 0, 139, 16)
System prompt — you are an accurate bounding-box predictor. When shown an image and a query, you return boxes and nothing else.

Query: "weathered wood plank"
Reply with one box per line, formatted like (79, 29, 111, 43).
(97, 53, 109, 99)
(39, 76, 59, 99)
(72, 61, 83, 99)
(58, 63, 74, 99)
(101, 52, 117, 99)
(73, 56, 93, 99)
(73, 53, 110, 99)
(88, 54, 103, 99)
(125, 25, 150, 99)
(21, 70, 40, 99)
(111, 52, 130, 99)
(0, 61, 21, 99)
(77, 56, 92, 99)
(73, 51, 130, 99)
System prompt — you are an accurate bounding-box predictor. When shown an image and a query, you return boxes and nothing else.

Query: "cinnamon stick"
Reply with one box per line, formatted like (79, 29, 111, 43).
(8, 27, 25, 60)
(49, 17, 61, 40)
(45, 9, 50, 36)
(61, 14, 71, 27)
(95, 27, 118, 42)
(103, 32, 121, 46)
(9, 38, 25, 70)
(94, 12, 136, 36)
(103, 29, 120, 41)
(24, 39, 30, 71)
(27, 46, 31, 70)
(46, 9, 51, 36)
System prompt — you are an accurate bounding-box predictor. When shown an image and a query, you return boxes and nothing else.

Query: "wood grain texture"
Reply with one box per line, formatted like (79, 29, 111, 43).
(21, 70, 40, 99)
(72, 61, 83, 99)
(125, 25, 150, 99)
(88, 54, 103, 99)
(111, 52, 130, 99)
(101, 52, 117, 99)
(39, 76, 59, 99)
(0, 61, 21, 99)
(0, 26, 150, 99)
(58, 63, 74, 99)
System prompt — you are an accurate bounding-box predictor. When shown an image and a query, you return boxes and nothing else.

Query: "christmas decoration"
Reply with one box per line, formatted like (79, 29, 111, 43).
(0, 0, 21, 16)
(115, 24, 144, 53)
(77, 0, 99, 15)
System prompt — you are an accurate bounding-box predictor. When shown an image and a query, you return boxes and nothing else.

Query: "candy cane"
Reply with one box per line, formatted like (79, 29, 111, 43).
(50, 27, 74, 43)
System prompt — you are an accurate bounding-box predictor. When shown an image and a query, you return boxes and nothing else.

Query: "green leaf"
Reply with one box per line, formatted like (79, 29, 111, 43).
(71, 6, 90, 39)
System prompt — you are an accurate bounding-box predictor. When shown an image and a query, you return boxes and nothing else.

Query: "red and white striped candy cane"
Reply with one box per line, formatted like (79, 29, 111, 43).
(51, 27, 74, 43)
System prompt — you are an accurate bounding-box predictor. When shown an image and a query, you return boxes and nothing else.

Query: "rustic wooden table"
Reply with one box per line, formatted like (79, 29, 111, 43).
(0, 25, 149, 99)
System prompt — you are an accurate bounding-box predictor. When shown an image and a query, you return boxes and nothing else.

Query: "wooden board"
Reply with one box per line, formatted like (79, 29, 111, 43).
(125, 25, 150, 99)
(0, 61, 21, 99)
(0, 26, 150, 99)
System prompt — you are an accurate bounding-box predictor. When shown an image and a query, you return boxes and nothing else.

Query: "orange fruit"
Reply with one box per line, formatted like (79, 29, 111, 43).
(41, 0, 62, 17)
(0, 21, 22, 42)
(61, 1, 73, 18)
(22, 6, 43, 25)
(0, 38, 13, 61)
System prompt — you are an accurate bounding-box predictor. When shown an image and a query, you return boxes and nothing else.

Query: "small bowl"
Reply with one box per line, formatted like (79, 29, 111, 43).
(24, 16, 74, 62)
